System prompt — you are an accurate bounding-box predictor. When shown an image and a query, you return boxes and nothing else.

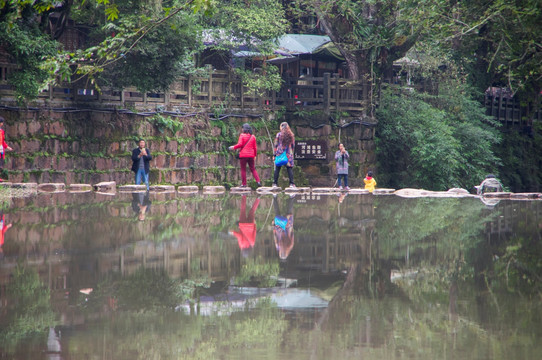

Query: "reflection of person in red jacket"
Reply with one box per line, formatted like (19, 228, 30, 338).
(229, 196, 260, 256)
(0, 212, 13, 258)
(228, 123, 261, 188)
(0, 117, 14, 182)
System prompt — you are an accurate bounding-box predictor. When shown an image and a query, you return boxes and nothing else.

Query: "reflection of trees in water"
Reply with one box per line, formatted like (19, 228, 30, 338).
(0, 265, 57, 355)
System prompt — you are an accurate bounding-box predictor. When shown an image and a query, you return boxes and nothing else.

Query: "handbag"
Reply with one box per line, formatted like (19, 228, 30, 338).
(275, 149, 288, 166)
(235, 135, 254, 159)
(274, 215, 288, 230)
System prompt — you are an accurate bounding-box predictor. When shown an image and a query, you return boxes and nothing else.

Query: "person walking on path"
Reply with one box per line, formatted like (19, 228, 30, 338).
(273, 122, 296, 188)
(364, 171, 377, 193)
(131, 139, 152, 191)
(0, 117, 13, 182)
(229, 123, 261, 188)
(335, 143, 350, 190)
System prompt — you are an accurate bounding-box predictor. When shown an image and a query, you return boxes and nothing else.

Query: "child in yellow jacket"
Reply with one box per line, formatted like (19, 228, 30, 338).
(364, 171, 377, 192)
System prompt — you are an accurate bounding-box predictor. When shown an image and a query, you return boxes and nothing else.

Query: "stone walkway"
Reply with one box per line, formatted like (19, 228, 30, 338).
(0, 181, 540, 199)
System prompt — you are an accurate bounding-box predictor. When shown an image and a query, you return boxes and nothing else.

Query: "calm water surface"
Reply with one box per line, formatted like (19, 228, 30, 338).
(0, 191, 541, 359)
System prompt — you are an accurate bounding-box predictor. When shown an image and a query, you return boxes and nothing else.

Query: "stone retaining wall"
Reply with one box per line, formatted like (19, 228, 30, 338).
(0, 109, 376, 186)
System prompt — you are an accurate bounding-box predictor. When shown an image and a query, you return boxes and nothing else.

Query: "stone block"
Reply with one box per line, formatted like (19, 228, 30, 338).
(94, 181, 116, 192)
(166, 141, 178, 153)
(38, 183, 66, 192)
(230, 186, 252, 193)
(150, 185, 175, 193)
(27, 121, 42, 135)
(178, 185, 199, 194)
(373, 188, 395, 195)
(284, 186, 311, 194)
(510, 193, 541, 199)
(68, 184, 93, 192)
(50, 122, 66, 136)
(20, 139, 41, 153)
(119, 184, 147, 192)
(203, 185, 225, 194)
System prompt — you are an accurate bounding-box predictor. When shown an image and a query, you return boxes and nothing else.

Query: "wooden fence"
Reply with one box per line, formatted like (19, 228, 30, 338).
(1, 61, 540, 122)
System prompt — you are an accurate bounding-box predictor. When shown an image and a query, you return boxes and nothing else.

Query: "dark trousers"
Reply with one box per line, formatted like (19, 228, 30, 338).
(337, 174, 348, 187)
(274, 166, 294, 185)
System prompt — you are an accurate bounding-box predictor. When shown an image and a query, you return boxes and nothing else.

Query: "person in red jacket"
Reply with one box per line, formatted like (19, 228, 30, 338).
(228, 123, 261, 188)
(0, 117, 13, 182)
(229, 196, 260, 256)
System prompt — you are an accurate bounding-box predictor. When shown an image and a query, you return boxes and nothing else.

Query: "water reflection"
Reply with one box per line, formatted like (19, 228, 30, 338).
(273, 195, 295, 260)
(131, 192, 151, 221)
(0, 192, 540, 359)
(229, 195, 260, 256)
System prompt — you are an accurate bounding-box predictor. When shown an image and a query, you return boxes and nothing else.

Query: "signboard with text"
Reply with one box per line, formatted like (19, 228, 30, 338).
(294, 140, 327, 160)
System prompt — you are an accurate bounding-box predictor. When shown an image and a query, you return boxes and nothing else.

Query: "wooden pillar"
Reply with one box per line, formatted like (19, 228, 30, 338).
(207, 64, 213, 106)
(335, 74, 341, 113)
(188, 75, 192, 107)
(323, 73, 331, 114)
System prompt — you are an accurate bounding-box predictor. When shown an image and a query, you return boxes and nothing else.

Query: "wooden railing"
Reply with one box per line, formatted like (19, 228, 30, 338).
(0, 63, 370, 114)
(1, 62, 540, 121)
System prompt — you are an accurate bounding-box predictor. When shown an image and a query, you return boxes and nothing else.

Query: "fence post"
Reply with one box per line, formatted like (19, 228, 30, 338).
(188, 75, 192, 107)
(207, 64, 213, 106)
(335, 74, 341, 113)
(323, 73, 331, 114)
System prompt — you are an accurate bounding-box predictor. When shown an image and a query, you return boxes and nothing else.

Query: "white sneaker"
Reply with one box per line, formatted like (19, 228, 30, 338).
(289, 184, 296, 188)
(339, 186, 343, 190)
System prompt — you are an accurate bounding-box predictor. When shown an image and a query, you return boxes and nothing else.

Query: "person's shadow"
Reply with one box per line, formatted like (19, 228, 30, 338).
(229, 196, 260, 257)
(273, 196, 295, 260)
(132, 192, 152, 221)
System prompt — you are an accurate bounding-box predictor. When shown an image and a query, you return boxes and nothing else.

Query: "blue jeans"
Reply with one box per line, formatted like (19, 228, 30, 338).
(135, 169, 149, 190)
(337, 174, 348, 187)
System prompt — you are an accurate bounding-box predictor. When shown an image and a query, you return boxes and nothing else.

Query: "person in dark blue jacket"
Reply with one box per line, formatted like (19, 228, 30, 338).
(131, 139, 152, 191)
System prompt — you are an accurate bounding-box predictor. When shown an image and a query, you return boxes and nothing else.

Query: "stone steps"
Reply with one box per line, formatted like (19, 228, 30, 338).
(1, 181, 540, 200)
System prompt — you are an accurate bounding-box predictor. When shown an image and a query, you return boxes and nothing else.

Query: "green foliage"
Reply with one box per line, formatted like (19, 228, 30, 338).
(95, 8, 200, 92)
(0, 20, 59, 103)
(376, 82, 501, 190)
(203, 0, 288, 55)
(150, 114, 184, 134)
(495, 123, 542, 192)
(234, 257, 280, 287)
(0, 265, 57, 351)
(234, 64, 282, 97)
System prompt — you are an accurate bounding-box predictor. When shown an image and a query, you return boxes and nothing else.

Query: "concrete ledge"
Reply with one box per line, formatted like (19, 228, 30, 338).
(150, 185, 176, 193)
(483, 192, 511, 198)
(68, 184, 92, 192)
(257, 186, 282, 193)
(9, 183, 38, 190)
(94, 181, 116, 193)
(510, 193, 541, 199)
(202, 185, 225, 194)
(284, 186, 311, 194)
(312, 187, 341, 193)
(119, 185, 147, 192)
(38, 183, 65, 192)
(177, 186, 199, 194)
(373, 188, 395, 195)
(349, 188, 370, 194)
(230, 186, 252, 193)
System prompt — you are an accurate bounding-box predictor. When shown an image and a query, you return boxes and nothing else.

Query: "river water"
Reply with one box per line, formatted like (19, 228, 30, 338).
(0, 191, 541, 359)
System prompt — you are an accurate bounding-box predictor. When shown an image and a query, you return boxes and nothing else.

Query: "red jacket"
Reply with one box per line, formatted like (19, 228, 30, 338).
(0, 129, 9, 160)
(232, 223, 256, 250)
(233, 133, 257, 159)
